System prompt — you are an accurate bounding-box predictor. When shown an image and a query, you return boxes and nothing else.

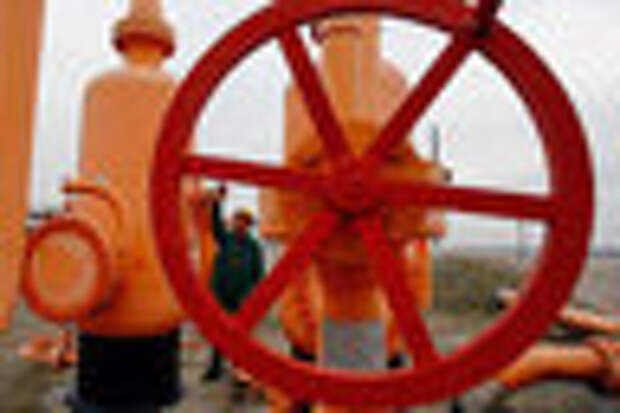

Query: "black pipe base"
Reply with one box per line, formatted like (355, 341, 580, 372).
(76, 329, 181, 410)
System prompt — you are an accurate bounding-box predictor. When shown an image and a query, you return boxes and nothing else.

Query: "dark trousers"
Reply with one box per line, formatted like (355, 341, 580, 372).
(290, 347, 316, 413)
(71, 398, 160, 413)
(206, 348, 224, 375)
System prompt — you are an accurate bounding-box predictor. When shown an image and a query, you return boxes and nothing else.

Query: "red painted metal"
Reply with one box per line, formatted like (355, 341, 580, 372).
(381, 181, 556, 221)
(365, 37, 472, 168)
(471, 0, 503, 37)
(150, 0, 593, 406)
(357, 216, 440, 366)
(235, 210, 340, 329)
(277, 29, 351, 161)
(182, 154, 324, 194)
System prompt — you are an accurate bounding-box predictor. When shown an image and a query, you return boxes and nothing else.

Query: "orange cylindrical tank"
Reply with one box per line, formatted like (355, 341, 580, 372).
(75, 48, 181, 336)
(20, 0, 210, 337)
(0, 0, 45, 330)
(75, 2, 183, 336)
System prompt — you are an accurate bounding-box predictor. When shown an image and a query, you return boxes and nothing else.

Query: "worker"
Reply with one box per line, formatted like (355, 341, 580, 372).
(203, 184, 265, 382)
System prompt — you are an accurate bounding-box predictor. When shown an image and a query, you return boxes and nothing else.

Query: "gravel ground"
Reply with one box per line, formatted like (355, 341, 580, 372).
(1, 253, 617, 412)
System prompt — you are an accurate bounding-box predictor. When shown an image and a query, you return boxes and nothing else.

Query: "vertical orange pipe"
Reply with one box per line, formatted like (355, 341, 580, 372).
(317, 17, 397, 413)
(75, 0, 181, 336)
(317, 16, 380, 126)
(267, 12, 444, 411)
(0, 0, 45, 329)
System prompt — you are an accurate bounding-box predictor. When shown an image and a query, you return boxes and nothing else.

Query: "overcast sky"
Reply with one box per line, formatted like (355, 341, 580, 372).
(30, 0, 619, 248)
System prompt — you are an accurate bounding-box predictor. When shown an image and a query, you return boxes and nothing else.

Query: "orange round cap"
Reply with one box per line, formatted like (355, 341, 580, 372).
(113, 0, 175, 57)
(21, 217, 114, 323)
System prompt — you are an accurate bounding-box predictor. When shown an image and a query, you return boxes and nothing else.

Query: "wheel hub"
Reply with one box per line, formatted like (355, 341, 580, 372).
(324, 162, 381, 215)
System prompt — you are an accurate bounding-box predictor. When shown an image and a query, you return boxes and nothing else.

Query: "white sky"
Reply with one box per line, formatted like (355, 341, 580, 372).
(30, 0, 619, 248)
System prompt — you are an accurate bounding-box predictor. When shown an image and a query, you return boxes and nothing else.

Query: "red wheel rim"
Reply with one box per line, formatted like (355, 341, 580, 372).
(151, 0, 594, 406)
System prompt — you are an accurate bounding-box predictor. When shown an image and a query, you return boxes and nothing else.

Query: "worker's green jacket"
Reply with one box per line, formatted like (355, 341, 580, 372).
(210, 202, 265, 312)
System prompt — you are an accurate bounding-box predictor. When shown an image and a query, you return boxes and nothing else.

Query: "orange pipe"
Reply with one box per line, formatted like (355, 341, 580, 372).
(278, 266, 322, 356)
(497, 288, 620, 335)
(386, 240, 433, 357)
(75, 36, 183, 336)
(0, 0, 45, 330)
(17, 329, 77, 371)
(187, 187, 218, 287)
(63, 178, 126, 235)
(498, 339, 620, 393)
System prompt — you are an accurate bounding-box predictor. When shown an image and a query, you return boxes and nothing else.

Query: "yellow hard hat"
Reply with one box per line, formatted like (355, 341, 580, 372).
(234, 208, 255, 225)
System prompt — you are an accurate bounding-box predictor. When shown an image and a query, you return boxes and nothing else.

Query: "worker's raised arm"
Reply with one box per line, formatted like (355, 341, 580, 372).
(211, 200, 227, 245)
(211, 184, 228, 244)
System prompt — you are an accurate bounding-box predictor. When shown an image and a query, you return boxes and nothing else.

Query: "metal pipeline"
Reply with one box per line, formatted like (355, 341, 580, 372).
(0, 0, 45, 329)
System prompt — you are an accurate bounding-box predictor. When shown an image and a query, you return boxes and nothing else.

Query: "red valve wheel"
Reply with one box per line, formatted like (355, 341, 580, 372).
(151, 0, 593, 406)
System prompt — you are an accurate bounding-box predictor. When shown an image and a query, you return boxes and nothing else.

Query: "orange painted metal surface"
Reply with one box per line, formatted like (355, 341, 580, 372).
(276, 239, 432, 358)
(19, 0, 210, 336)
(113, 0, 175, 58)
(17, 329, 77, 371)
(74, 45, 183, 335)
(498, 339, 620, 393)
(277, 265, 323, 355)
(496, 289, 620, 393)
(21, 215, 117, 323)
(0, 0, 45, 330)
(386, 240, 433, 357)
(188, 188, 218, 287)
(497, 288, 620, 336)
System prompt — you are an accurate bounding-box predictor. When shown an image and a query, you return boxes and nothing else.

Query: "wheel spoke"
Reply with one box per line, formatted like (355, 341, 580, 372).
(382, 180, 556, 222)
(277, 28, 351, 161)
(182, 155, 324, 194)
(235, 210, 340, 330)
(365, 37, 472, 167)
(470, 0, 503, 37)
(356, 216, 441, 367)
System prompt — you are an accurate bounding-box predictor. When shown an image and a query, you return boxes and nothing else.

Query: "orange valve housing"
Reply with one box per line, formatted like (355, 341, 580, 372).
(75, 0, 184, 336)
(260, 14, 444, 380)
(20, 0, 206, 337)
(21, 178, 125, 323)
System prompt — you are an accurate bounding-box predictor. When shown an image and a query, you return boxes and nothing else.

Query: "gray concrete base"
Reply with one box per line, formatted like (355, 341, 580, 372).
(321, 318, 386, 371)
